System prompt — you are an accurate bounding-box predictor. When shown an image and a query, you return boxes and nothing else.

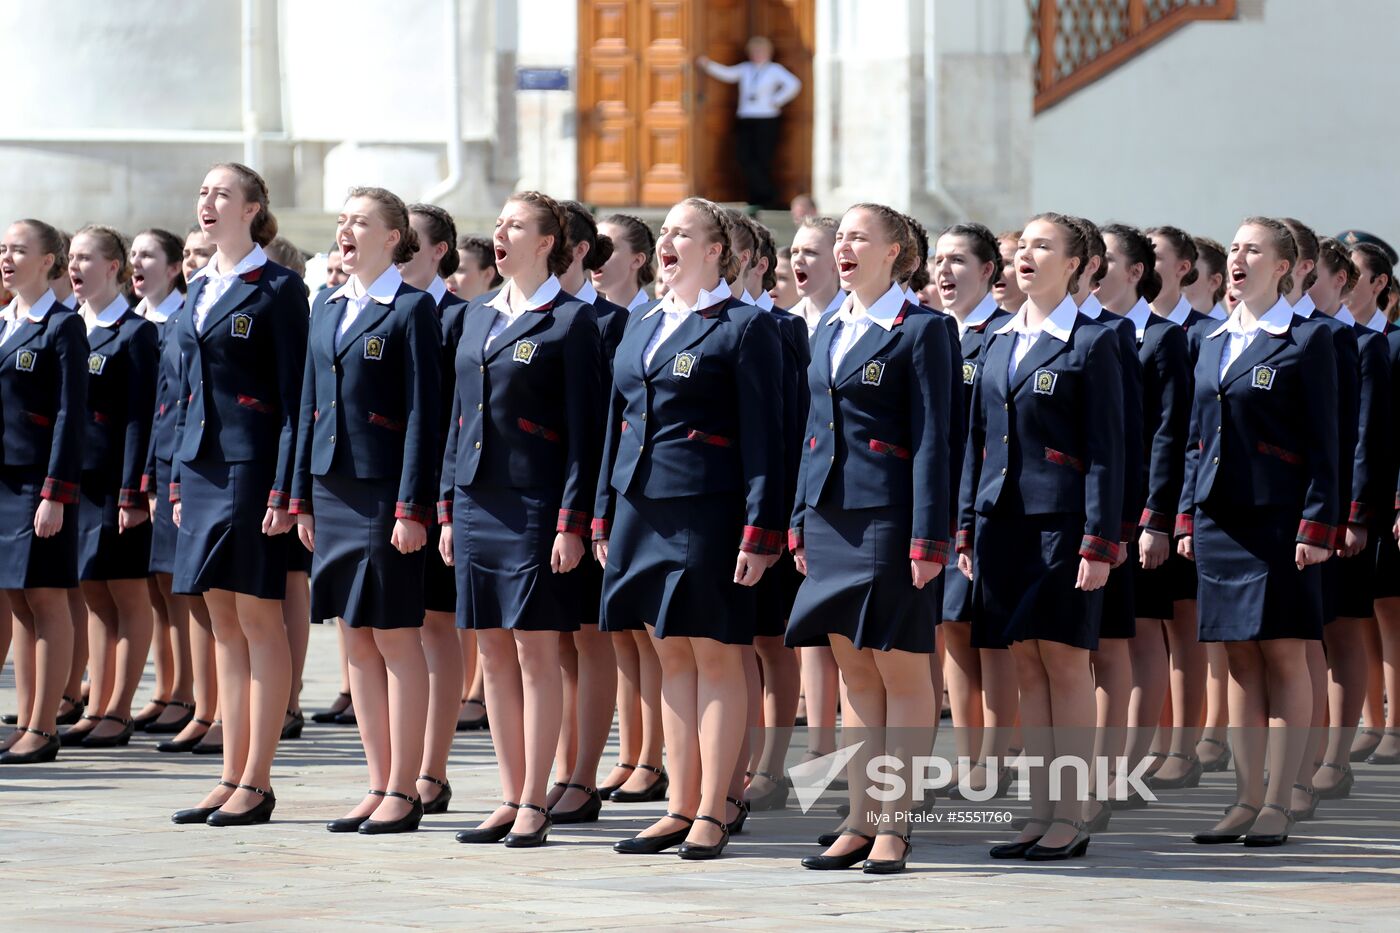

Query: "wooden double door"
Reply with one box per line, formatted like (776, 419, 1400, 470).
(577, 0, 814, 207)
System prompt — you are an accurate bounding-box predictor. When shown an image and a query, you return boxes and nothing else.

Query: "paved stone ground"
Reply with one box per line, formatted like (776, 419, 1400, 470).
(2, 625, 1398, 931)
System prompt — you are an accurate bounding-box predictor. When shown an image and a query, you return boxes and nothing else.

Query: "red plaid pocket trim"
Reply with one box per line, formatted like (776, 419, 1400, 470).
(740, 525, 783, 556)
(1257, 442, 1301, 465)
(687, 429, 734, 448)
(869, 439, 911, 459)
(91, 411, 108, 425)
(557, 509, 590, 536)
(237, 394, 274, 414)
(23, 410, 52, 427)
(519, 418, 561, 442)
(1045, 447, 1085, 473)
(369, 412, 406, 432)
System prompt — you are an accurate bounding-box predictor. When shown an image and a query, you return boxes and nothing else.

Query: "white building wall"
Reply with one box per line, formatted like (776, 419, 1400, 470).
(1030, 0, 1400, 240)
(513, 0, 579, 200)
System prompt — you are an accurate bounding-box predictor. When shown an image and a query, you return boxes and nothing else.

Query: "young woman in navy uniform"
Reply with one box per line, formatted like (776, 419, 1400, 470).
(1092, 225, 1193, 814)
(786, 204, 952, 874)
(932, 222, 1016, 800)
(959, 213, 1125, 860)
(1186, 236, 1230, 322)
(61, 226, 159, 749)
(546, 201, 624, 824)
(595, 197, 783, 859)
(993, 231, 1028, 315)
(292, 187, 439, 834)
(1178, 217, 1338, 847)
(0, 219, 87, 765)
(440, 191, 604, 848)
(589, 214, 668, 803)
(396, 201, 467, 814)
(169, 163, 308, 826)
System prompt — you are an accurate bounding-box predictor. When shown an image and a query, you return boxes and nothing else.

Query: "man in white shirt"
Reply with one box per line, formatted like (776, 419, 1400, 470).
(697, 36, 802, 209)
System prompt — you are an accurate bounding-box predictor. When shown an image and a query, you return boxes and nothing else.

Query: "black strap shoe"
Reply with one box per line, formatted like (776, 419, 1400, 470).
(726, 796, 750, 835)
(549, 783, 602, 824)
(359, 790, 424, 835)
(60, 715, 102, 747)
(990, 818, 1051, 858)
(676, 814, 729, 860)
(609, 763, 667, 803)
(82, 715, 134, 748)
(1242, 803, 1294, 848)
(132, 699, 170, 731)
(172, 781, 237, 824)
(280, 709, 304, 741)
(146, 700, 196, 735)
(456, 802, 519, 843)
(597, 762, 635, 798)
(419, 774, 453, 815)
(744, 770, 791, 811)
(861, 830, 912, 874)
(157, 719, 215, 753)
(1145, 752, 1204, 790)
(1024, 818, 1090, 861)
(1191, 802, 1259, 844)
(502, 802, 551, 848)
(55, 694, 86, 727)
(802, 829, 875, 870)
(327, 790, 385, 832)
(206, 784, 276, 827)
(614, 813, 693, 854)
(0, 727, 60, 765)
(311, 692, 352, 724)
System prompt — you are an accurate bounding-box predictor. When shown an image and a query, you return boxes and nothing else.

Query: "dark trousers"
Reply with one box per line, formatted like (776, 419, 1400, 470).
(736, 117, 781, 207)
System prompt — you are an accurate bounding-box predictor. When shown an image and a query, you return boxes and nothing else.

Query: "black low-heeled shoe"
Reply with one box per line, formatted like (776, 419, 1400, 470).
(455, 802, 519, 844)
(360, 790, 424, 835)
(802, 829, 874, 870)
(726, 796, 750, 835)
(1288, 783, 1319, 822)
(1366, 731, 1400, 765)
(0, 727, 60, 765)
(157, 719, 214, 753)
(332, 707, 358, 726)
(1242, 802, 1294, 848)
(861, 830, 912, 874)
(82, 715, 134, 749)
(1198, 736, 1233, 772)
(816, 824, 848, 847)
(745, 770, 790, 812)
(597, 762, 635, 798)
(946, 761, 1013, 802)
(614, 812, 693, 854)
(280, 709, 304, 741)
(59, 715, 102, 747)
(1191, 802, 1260, 844)
(55, 695, 86, 727)
(1145, 752, 1203, 790)
(456, 699, 488, 731)
(327, 790, 385, 833)
(502, 802, 551, 848)
(311, 692, 352, 724)
(1107, 789, 1150, 811)
(1349, 728, 1383, 763)
(171, 781, 237, 824)
(191, 720, 223, 755)
(1084, 798, 1112, 834)
(1314, 761, 1355, 800)
(549, 783, 602, 824)
(609, 763, 668, 803)
(419, 774, 452, 815)
(206, 784, 276, 827)
(146, 700, 196, 735)
(1024, 818, 1090, 861)
(132, 700, 170, 732)
(990, 818, 1050, 858)
(676, 814, 729, 860)
(1, 713, 15, 726)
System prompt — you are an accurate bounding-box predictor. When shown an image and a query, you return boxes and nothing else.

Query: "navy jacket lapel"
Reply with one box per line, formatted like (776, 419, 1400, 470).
(1222, 329, 1289, 389)
(484, 307, 553, 363)
(197, 276, 258, 341)
(1198, 334, 1226, 395)
(833, 302, 910, 387)
(644, 307, 721, 380)
(1010, 330, 1072, 395)
(983, 330, 1014, 406)
(335, 294, 395, 361)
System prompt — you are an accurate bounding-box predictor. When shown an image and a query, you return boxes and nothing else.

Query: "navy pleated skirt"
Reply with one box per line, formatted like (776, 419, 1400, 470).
(601, 490, 755, 645)
(942, 558, 975, 622)
(1098, 542, 1136, 640)
(1193, 505, 1323, 642)
(149, 458, 178, 575)
(755, 550, 802, 637)
(0, 466, 78, 590)
(454, 484, 580, 632)
(308, 474, 424, 629)
(972, 511, 1103, 651)
(1335, 533, 1381, 620)
(1133, 558, 1175, 621)
(1374, 528, 1400, 600)
(78, 471, 151, 581)
(1167, 551, 1198, 603)
(286, 529, 312, 574)
(786, 504, 938, 654)
(423, 523, 457, 614)
(172, 458, 288, 600)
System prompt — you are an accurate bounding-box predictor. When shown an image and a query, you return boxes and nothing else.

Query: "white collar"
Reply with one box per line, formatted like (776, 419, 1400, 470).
(331, 265, 403, 305)
(626, 288, 651, 311)
(1289, 293, 1317, 319)
(754, 290, 774, 311)
(426, 276, 447, 305)
(487, 275, 562, 315)
(903, 286, 920, 305)
(1124, 297, 1152, 338)
(644, 277, 731, 318)
(995, 294, 1079, 342)
(1209, 302, 1228, 321)
(8, 289, 58, 323)
(190, 243, 268, 282)
(822, 290, 847, 317)
(963, 292, 999, 329)
(90, 295, 131, 328)
(575, 279, 598, 305)
(142, 289, 183, 323)
(1075, 292, 1104, 320)
(830, 283, 906, 332)
(1166, 294, 1194, 326)
(1353, 308, 1385, 331)
(1209, 297, 1293, 338)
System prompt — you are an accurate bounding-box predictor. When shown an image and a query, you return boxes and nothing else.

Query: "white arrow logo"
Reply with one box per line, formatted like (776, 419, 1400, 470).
(788, 742, 865, 814)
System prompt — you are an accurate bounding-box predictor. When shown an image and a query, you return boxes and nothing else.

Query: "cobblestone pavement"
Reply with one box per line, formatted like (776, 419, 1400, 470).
(2, 625, 1398, 930)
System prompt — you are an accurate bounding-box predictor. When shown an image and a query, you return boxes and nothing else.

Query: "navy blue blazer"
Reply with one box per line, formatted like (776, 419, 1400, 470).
(1135, 313, 1192, 534)
(771, 306, 812, 524)
(172, 260, 308, 508)
(593, 295, 785, 553)
(958, 310, 1125, 562)
(925, 307, 966, 535)
(790, 300, 953, 561)
(144, 303, 193, 488)
(291, 282, 441, 522)
(1178, 306, 1217, 362)
(593, 294, 632, 370)
(1296, 312, 1358, 544)
(82, 309, 158, 507)
(436, 290, 469, 460)
(1351, 322, 1392, 527)
(1177, 311, 1338, 546)
(440, 288, 604, 537)
(1084, 307, 1144, 542)
(0, 299, 88, 502)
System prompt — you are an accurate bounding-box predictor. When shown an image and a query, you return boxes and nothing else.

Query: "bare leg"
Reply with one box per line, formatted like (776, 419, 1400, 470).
(85, 578, 153, 737)
(603, 630, 642, 789)
(1200, 642, 1266, 835)
(1254, 639, 1312, 835)
(169, 593, 216, 745)
(1196, 640, 1231, 764)
(1372, 598, 1400, 759)
(1124, 620, 1169, 774)
(1353, 614, 1384, 756)
(73, 582, 118, 739)
(550, 632, 579, 807)
(216, 593, 291, 814)
(641, 629, 700, 838)
(746, 635, 799, 802)
(282, 571, 309, 718)
(139, 576, 174, 721)
(941, 620, 983, 785)
(473, 628, 526, 831)
(614, 628, 666, 794)
(556, 627, 617, 812)
(822, 634, 882, 855)
(867, 646, 938, 860)
(976, 646, 1019, 778)
(1288, 639, 1328, 812)
(1088, 637, 1131, 809)
(150, 574, 196, 727)
(64, 587, 87, 705)
(1037, 641, 1097, 847)
(1313, 618, 1370, 792)
(341, 624, 391, 819)
(369, 626, 429, 820)
(507, 629, 563, 834)
(5, 588, 74, 755)
(9, 593, 35, 735)
(800, 645, 839, 757)
(416, 610, 463, 804)
(687, 635, 749, 846)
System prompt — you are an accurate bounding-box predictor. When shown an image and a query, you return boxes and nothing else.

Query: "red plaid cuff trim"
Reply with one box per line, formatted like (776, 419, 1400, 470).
(1140, 509, 1172, 534)
(169, 482, 181, 504)
(739, 525, 784, 556)
(117, 488, 142, 510)
(1296, 520, 1334, 548)
(436, 500, 452, 525)
(1332, 526, 1347, 550)
(140, 474, 154, 494)
(909, 538, 950, 565)
(395, 502, 432, 525)
(591, 517, 611, 542)
(1175, 513, 1194, 538)
(267, 490, 289, 510)
(956, 528, 973, 553)
(289, 498, 311, 516)
(1079, 535, 1120, 563)
(557, 509, 590, 536)
(1349, 501, 1370, 526)
(788, 527, 804, 551)
(40, 477, 79, 504)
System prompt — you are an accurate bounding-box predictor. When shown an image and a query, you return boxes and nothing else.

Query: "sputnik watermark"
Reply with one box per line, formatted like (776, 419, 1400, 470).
(788, 742, 1158, 814)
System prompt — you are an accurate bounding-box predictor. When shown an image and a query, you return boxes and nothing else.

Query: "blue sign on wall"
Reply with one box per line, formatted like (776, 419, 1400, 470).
(517, 68, 570, 91)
